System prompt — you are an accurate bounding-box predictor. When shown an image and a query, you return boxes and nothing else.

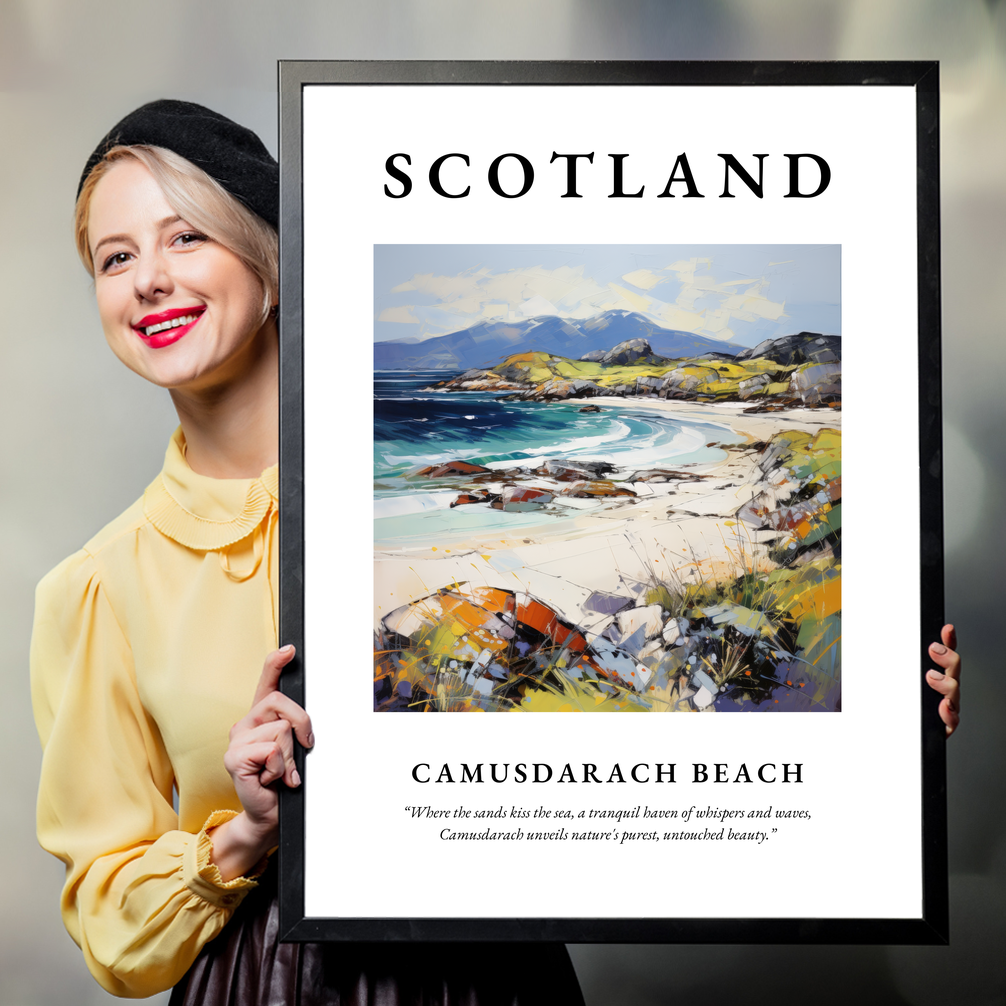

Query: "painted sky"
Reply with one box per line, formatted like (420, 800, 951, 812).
(374, 245, 840, 349)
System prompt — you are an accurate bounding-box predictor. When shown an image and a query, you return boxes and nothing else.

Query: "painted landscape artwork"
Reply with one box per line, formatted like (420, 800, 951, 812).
(373, 245, 841, 714)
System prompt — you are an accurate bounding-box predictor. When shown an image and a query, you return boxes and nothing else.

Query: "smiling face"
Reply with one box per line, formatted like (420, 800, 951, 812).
(87, 158, 272, 393)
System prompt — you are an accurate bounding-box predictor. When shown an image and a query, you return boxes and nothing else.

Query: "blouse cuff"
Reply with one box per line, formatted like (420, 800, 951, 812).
(183, 810, 269, 909)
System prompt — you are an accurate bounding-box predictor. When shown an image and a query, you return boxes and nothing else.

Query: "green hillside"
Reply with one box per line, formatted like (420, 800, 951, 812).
(451, 349, 796, 401)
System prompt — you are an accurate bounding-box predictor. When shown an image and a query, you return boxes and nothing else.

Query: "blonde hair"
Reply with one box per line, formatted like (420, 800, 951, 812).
(75, 145, 278, 323)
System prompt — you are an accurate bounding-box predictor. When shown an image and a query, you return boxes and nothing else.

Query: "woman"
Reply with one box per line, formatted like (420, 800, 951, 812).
(31, 100, 586, 1003)
(32, 99, 962, 1003)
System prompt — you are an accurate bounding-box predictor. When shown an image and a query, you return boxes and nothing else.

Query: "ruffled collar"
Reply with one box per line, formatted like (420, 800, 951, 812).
(143, 428, 278, 551)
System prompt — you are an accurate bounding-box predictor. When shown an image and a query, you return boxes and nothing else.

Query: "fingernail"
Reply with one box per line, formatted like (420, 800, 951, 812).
(280, 644, 295, 654)
(291, 768, 301, 787)
(307, 732, 315, 748)
(931, 643, 947, 654)
(928, 670, 944, 679)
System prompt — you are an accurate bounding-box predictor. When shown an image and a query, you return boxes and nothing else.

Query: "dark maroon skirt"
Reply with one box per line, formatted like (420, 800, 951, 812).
(169, 869, 584, 1006)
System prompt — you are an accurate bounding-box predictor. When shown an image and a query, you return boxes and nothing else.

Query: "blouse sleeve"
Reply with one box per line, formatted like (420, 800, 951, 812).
(31, 549, 262, 998)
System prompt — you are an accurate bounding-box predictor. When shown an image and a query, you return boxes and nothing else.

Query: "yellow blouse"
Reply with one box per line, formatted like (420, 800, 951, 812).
(31, 428, 279, 998)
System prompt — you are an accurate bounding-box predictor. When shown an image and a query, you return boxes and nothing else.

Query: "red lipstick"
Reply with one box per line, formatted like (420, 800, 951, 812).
(132, 306, 205, 349)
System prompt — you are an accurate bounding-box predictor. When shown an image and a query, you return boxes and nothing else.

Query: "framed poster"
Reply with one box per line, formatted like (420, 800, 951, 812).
(277, 61, 946, 943)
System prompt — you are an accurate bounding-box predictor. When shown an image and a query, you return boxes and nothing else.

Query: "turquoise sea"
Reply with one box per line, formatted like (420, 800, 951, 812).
(373, 371, 734, 546)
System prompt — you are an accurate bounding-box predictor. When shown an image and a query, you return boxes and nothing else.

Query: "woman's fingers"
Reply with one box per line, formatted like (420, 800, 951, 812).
(232, 689, 314, 750)
(925, 679, 960, 736)
(230, 719, 302, 788)
(218, 646, 309, 845)
(925, 667, 959, 703)
(242, 644, 314, 749)
(926, 623, 961, 737)
(928, 631, 961, 684)
(253, 691, 314, 748)
(941, 623, 958, 653)
(223, 644, 312, 812)
(258, 742, 289, 788)
(224, 738, 287, 788)
(252, 644, 297, 707)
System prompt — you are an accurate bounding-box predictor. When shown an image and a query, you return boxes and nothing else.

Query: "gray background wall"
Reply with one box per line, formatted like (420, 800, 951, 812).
(1, 2, 1002, 1003)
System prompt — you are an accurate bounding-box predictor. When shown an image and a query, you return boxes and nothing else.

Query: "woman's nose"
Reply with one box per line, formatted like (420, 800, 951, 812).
(133, 249, 173, 302)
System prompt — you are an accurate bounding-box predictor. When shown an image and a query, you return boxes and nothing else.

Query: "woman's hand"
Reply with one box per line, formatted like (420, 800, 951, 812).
(209, 645, 314, 881)
(926, 624, 961, 738)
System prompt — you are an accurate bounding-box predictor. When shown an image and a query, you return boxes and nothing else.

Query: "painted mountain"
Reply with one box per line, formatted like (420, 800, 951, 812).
(373, 310, 747, 371)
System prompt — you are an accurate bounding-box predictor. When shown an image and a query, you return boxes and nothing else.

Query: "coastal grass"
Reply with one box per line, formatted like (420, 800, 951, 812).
(378, 553, 841, 713)
(495, 350, 794, 399)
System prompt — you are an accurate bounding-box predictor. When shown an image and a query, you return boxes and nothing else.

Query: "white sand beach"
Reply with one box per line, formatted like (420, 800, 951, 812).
(374, 399, 841, 631)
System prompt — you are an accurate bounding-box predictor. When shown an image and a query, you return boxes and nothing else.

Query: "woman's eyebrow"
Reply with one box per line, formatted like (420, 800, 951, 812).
(92, 216, 185, 257)
(92, 232, 133, 256)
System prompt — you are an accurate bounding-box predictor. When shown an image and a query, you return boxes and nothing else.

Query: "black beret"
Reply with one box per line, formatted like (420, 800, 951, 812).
(77, 99, 278, 228)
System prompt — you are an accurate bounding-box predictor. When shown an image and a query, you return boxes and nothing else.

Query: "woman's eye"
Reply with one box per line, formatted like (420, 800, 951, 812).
(101, 251, 131, 273)
(173, 231, 207, 248)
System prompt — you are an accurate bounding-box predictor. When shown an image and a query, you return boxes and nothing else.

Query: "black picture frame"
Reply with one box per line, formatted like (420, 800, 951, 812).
(277, 60, 945, 944)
